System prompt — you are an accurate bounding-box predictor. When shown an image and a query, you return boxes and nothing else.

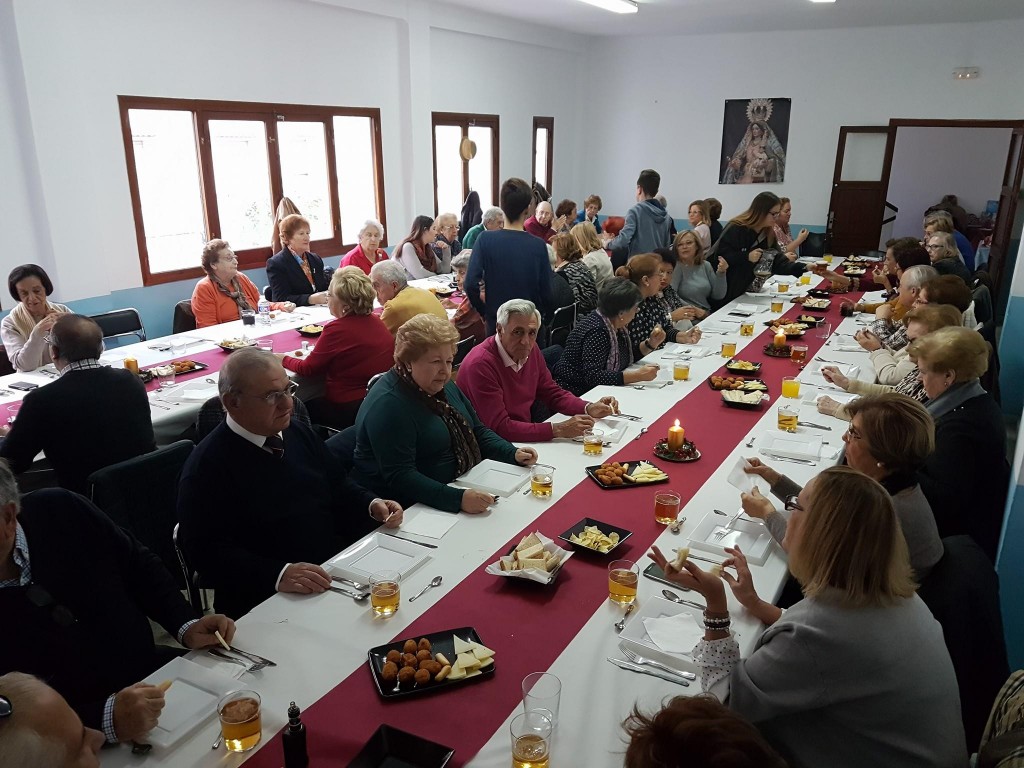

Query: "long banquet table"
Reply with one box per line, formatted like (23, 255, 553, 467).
(92, 271, 882, 767)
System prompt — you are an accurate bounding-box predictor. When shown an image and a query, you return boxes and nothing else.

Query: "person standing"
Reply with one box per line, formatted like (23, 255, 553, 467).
(601, 169, 672, 266)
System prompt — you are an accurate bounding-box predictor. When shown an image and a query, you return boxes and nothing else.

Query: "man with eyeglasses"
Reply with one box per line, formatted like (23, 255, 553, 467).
(0, 314, 155, 494)
(177, 348, 403, 619)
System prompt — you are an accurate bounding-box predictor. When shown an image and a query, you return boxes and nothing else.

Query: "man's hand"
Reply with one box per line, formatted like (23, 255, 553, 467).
(461, 489, 496, 514)
(552, 414, 595, 439)
(278, 563, 331, 594)
(584, 397, 617, 420)
(371, 499, 404, 528)
(113, 683, 166, 742)
(182, 614, 236, 649)
(515, 447, 539, 466)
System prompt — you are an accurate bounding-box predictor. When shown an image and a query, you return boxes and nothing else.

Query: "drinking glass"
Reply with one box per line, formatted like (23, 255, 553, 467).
(608, 559, 638, 605)
(510, 710, 552, 768)
(790, 344, 808, 365)
(777, 282, 790, 293)
(823, 253, 834, 264)
(781, 376, 801, 399)
(739, 321, 755, 337)
(817, 322, 832, 340)
(770, 300, 784, 314)
(218, 690, 262, 752)
(799, 274, 812, 285)
(582, 429, 604, 457)
(530, 464, 555, 498)
(6, 404, 20, 424)
(370, 570, 401, 617)
(720, 341, 737, 358)
(169, 339, 187, 359)
(256, 339, 274, 353)
(240, 309, 256, 327)
(155, 365, 175, 389)
(654, 490, 681, 525)
(522, 673, 561, 727)
(673, 360, 690, 380)
(777, 404, 799, 433)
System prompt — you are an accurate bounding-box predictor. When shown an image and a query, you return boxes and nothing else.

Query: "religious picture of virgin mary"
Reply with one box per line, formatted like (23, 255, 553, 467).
(720, 98, 791, 184)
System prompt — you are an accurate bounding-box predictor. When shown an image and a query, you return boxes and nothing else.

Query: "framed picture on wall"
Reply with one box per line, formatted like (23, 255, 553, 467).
(720, 98, 791, 184)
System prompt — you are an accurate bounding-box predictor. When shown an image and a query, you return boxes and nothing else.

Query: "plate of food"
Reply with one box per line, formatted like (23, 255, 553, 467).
(763, 343, 792, 358)
(585, 460, 669, 489)
(842, 267, 866, 276)
(143, 359, 209, 377)
(559, 518, 632, 554)
(348, 725, 455, 768)
(368, 628, 495, 699)
(794, 314, 825, 326)
(296, 324, 325, 337)
(653, 439, 701, 463)
(806, 289, 832, 299)
(766, 322, 807, 338)
(799, 297, 832, 311)
(707, 376, 768, 392)
(721, 390, 768, 410)
(485, 531, 571, 585)
(216, 338, 258, 352)
(723, 359, 762, 376)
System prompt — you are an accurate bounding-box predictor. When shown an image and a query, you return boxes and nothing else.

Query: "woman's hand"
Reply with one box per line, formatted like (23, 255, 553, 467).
(820, 365, 850, 390)
(624, 364, 660, 384)
(795, 228, 809, 244)
(441, 298, 457, 310)
(681, 327, 702, 344)
(461, 489, 496, 514)
(855, 328, 882, 352)
(553, 215, 567, 232)
(742, 457, 782, 487)
(281, 302, 297, 312)
(720, 547, 760, 611)
(648, 324, 667, 349)
(747, 248, 763, 264)
(816, 395, 842, 417)
(310, 292, 329, 306)
(31, 313, 61, 338)
(716, 258, 729, 274)
(515, 447, 538, 466)
(784, 251, 798, 262)
(740, 487, 775, 521)
(648, 545, 728, 610)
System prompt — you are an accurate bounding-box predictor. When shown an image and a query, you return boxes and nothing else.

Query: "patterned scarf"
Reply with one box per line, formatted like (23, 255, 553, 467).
(211, 276, 254, 314)
(393, 363, 481, 475)
(598, 312, 633, 372)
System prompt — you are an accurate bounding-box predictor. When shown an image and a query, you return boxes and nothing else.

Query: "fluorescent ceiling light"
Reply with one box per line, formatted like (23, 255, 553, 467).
(809, 0, 837, 3)
(577, 0, 639, 13)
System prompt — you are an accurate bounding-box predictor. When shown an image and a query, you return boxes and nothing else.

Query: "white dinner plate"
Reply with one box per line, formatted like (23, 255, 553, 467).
(161, 380, 219, 402)
(687, 513, 775, 565)
(760, 433, 823, 461)
(450, 458, 531, 497)
(325, 532, 431, 583)
(141, 657, 243, 750)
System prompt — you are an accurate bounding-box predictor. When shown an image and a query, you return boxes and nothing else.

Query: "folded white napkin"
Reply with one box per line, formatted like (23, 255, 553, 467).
(185, 654, 247, 680)
(832, 344, 864, 352)
(727, 457, 766, 494)
(662, 344, 712, 359)
(643, 611, 704, 655)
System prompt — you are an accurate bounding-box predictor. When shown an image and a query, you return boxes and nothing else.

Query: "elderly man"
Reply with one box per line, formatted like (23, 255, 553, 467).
(461, 207, 504, 250)
(0, 462, 234, 744)
(456, 299, 618, 442)
(177, 349, 402, 619)
(369, 260, 448, 335)
(524, 200, 559, 243)
(0, 314, 154, 494)
(851, 264, 939, 353)
(0, 673, 104, 768)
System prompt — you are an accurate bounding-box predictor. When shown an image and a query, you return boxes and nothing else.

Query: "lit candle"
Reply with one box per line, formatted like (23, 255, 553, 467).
(774, 332, 787, 348)
(667, 419, 685, 451)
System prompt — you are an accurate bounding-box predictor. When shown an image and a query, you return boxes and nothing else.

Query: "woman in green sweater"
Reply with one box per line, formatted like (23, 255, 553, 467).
(353, 314, 537, 513)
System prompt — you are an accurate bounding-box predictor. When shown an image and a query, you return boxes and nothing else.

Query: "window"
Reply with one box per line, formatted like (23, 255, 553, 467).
(533, 116, 553, 193)
(431, 112, 499, 216)
(118, 96, 386, 285)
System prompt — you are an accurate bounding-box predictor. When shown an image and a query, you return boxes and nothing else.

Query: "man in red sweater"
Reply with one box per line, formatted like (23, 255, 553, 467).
(456, 299, 618, 442)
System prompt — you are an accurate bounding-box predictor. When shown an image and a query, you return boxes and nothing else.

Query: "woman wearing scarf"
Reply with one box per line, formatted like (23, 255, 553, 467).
(1, 264, 71, 371)
(909, 326, 1009, 561)
(352, 314, 536, 514)
(552, 278, 661, 396)
(191, 240, 294, 328)
(394, 215, 451, 280)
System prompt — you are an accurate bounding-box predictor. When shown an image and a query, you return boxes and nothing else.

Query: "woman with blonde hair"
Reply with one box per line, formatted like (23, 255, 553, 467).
(279, 267, 393, 429)
(924, 231, 971, 282)
(352, 314, 536, 514)
(649, 466, 966, 767)
(571, 221, 612, 288)
(669, 230, 727, 317)
(616, 254, 701, 359)
(686, 199, 713, 251)
(552, 233, 597, 314)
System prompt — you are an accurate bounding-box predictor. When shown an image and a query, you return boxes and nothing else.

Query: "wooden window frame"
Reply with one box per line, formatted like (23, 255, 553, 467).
(430, 112, 500, 216)
(532, 116, 554, 192)
(118, 95, 387, 286)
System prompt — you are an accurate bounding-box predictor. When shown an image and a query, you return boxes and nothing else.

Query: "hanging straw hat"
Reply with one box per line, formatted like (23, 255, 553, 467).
(459, 136, 478, 161)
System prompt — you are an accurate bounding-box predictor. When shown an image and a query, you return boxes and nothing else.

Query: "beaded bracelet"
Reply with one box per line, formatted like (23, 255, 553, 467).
(704, 619, 731, 632)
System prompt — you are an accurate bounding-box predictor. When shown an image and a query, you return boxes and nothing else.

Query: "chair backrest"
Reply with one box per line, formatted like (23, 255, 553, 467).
(87, 440, 195, 588)
(453, 335, 476, 367)
(973, 283, 994, 326)
(325, 425, 357, 473)
(0, 346, 14, 377)
(195, 394, 312, 442)
(800, 231, 826, 259)
(173, 522, 204, 613)
(549, 303, 577, 348)
(366, 372, 386, 393)
(172, 300, 197, 335)
(90, 308, 147, 342)
(263, 285, 272, 302)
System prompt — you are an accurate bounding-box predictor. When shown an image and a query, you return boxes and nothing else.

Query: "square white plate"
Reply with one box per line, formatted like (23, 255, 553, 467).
(806, 362, 859, 379)
(688, 513, 775, 566)
(163, 380, 219, 402)
(802, 390, 858, 406)
(761, 433, 823, 461)
(325, 532, 431, 582)
(141, 657, 242, 750)
(619, 597, 700, 673)
(450, 458, 531, 497)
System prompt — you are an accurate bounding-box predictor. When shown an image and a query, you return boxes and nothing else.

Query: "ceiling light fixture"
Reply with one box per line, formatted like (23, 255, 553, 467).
(809, 0, 837, 4)
(576, 0, 639, 14)
(953, 67, 980, 80)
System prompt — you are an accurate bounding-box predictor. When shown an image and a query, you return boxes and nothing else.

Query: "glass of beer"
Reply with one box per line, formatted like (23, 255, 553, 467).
(777, 404, 799, 433)
(739, 321, 755, 337)
(673, 360, 690, 380)
(778, 282, 790, 293)
(770, 300, 784, 313)
(530, 464, 555, 498)
(654, 490, 681, 525)
(608, 559, 639, 605)
(720, 341, 737, 358)
(823, 253, 834, 264)
(582, 430, 604, 456)
(511, 710, 552, 768)
(218, 690, 262, 752)
(790, 344, 808, 365)
(369, 570, 401, 617)
(781, 376, 801, 399)
(799, 274, 811, 285)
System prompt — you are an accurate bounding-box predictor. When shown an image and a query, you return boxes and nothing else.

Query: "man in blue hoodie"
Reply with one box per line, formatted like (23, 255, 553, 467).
(602, 169, 672, 269)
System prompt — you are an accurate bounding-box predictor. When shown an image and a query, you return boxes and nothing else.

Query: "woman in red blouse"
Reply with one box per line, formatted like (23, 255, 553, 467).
(280, 266, 394, 429)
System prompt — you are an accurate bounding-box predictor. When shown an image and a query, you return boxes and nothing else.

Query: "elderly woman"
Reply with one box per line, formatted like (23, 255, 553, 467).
(744, 394, 942, 579)
(191, 240, 294, 328)
(369, 260, 448, 336)
(771, 197, 809, 258)
(572, 221, 613, 289)
(279, 267, 393, 429)
(352, 314, 537, 514)
(650, 467, 966, 767)
(554, 199, 577, 235)
(910, 326, 1008, 560)
(267, 214, 330, 306)
(524, 201, 558, 243)
(686, 199, 713, 251)
(925, 231, 972, 283)
(1, 264, 71, 372)
(615, 254, 701, 360)
(394, 215, 450, 279)
(669, 230, 727, 319)
(924, 210, 974, 271)
(434, 212, 462, 261)
(340, 219, 387, 274)
(552, 233, 598, 314)
(443, 252, 485, 343)
(576, 194, 603, 234)
(553, 278, 661, 395)
(462, 207, 503, 250)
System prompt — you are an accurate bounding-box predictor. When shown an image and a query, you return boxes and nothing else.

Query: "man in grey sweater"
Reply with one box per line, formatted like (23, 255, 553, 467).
(602, 169, 672, 264)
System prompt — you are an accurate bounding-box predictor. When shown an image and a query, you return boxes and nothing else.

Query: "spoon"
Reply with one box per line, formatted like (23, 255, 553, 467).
(632, 427, 649, 442)
(409, 575, 443, 602)
(661, 589, 706, 611)
(329, 585, 369, 602)
(614, 603, 635, 631)
(670, 515, 686, 534)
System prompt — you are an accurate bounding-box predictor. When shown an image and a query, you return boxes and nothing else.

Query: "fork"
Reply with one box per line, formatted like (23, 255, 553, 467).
(209, 648, 269, 673)
(619, 647, 696, 681)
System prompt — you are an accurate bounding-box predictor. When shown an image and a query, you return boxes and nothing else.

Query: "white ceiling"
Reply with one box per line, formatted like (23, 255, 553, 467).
(440, 0, 1024, 37)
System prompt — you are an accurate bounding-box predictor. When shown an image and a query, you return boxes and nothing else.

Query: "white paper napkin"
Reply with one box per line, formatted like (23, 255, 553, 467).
(727, 457, 766, 494)
(185, 653, 247, 680)
(399, 505, 460, 540)
(643, 611, 704, 655)
(831, 344, 865, 352)
(661, 344, 712, 359)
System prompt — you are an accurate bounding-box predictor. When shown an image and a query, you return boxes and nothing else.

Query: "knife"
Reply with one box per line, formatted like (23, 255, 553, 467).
(380, 532, 438, 549)
(759, 450, 817, 466)
(797, 421, 832, 431)
(607, 658, 690, 686)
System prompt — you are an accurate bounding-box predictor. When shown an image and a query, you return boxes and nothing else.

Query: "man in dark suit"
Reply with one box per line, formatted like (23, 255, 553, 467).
(266, 213, 331, 306)
(0, 314, 155, 494)
(0, 462, 235, 744)
(177, 348, 403, 619)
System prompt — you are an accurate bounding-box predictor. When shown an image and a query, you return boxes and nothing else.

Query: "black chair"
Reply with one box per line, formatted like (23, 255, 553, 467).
(194, 394, 312, 442)
(172, 300, 197, 335)
(453, 335, 476, 368)
(366, 372, 386, 393)
(90, 308, 147, 342)
(263, 285, 272, 302)
(549, 303, 577, 348)
(800, 232, 827, 259)
(325, 425, 357, 473)
(919, 535, 1010, 750)
(87, 440, 194, 589)
(173, 522, 205, 612)
(0, 347, 14, 377)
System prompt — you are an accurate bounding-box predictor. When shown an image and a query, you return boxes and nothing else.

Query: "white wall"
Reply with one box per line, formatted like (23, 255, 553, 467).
(888, 126, 1009, 239)
(578, 19, 1024, 226)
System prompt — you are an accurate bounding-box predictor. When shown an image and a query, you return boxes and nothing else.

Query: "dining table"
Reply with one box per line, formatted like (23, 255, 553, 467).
(86, 266, 883, 767)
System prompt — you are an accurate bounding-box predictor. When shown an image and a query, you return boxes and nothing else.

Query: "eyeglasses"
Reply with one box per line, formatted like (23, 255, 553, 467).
(43, 334, 55, 346)
(767, 210, 781, 218)
(783, 495, 803, 512)
(924, 244, 942, 251)
(0, 694, 12, 721)
(845, 424, 863, 441)
(240, 380, 299, 405)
